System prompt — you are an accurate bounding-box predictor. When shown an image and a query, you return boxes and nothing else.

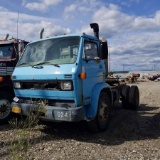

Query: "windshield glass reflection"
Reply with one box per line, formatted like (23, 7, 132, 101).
(17, 36, 80, 66)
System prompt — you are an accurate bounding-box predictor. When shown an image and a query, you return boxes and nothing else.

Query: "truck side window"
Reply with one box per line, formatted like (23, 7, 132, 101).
(0, 45, 12, 58)
(84, 41, 98, 60)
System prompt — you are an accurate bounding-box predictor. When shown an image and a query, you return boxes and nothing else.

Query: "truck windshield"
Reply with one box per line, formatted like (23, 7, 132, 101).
(0, 44, 14, 58)
(17, 36, 80, 66)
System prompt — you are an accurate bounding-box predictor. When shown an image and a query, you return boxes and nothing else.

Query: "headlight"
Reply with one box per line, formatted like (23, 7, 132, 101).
(60, 81, 72, 90)
(14, 82, 22, 89)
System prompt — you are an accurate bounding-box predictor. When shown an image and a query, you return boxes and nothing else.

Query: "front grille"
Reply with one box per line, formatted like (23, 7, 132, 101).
(15, 80, 73, 90)
(22, 80, 61, 90)
(0, 67, 14, 75)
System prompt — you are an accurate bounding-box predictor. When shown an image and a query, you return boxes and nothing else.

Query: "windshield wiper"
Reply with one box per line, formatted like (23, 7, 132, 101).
(17, 62, 28, 66)
(32, 61, 60, 67)
(32, 61, 50, 67)
(53, 64, 60, 67)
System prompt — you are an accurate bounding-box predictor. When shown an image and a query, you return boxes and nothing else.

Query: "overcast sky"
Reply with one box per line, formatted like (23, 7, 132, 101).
(0, 0, 160, 71)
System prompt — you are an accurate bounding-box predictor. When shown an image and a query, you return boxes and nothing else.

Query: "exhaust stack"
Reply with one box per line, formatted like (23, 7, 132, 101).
(39, 28, 44, 39)
(4, 34, 9, 40)
(90, 23, 99, 39)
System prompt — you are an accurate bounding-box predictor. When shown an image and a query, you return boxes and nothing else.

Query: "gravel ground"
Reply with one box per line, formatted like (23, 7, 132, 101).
(0, 81, 160, 160)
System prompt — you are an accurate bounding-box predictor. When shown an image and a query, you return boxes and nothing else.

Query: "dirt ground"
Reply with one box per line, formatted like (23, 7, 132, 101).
(0, 81, 160, 160)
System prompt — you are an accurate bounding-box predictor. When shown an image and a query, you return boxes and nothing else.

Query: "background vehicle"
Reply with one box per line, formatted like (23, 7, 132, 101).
(11, 23, 139, 132)
(0, 34, 28, 124)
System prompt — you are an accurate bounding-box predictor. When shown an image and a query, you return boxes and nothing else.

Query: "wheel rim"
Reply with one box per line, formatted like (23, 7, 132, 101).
(0, 99, 11, 119)
(98, 100, 110, 128)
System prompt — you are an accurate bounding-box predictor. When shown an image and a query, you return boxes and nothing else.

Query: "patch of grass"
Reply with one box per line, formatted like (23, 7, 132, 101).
(9, 99, 47, 160)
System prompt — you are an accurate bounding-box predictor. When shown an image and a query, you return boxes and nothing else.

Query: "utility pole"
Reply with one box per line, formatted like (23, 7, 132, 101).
(108, 47, 110, 72)
(17, 11, 19, 40)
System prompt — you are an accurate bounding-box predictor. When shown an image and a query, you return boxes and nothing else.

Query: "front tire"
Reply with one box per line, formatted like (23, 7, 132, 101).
(88, 92, 111, 133)
(0, 91, 14, 124)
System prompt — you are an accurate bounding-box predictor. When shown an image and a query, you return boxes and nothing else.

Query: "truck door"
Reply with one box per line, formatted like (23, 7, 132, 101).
(81, 40, 104, 105)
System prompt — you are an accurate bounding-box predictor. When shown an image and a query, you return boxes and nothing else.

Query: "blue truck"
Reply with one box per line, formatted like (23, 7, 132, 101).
(0, 34, 28, 124)
(11, 23, 139, 132)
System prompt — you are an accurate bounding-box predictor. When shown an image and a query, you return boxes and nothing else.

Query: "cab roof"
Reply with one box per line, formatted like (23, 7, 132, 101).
(0, 41, 15, 45)
(30, 33, 99, 44)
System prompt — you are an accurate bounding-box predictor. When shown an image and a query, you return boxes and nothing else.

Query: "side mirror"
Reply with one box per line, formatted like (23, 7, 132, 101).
(100, 39, 108, 59)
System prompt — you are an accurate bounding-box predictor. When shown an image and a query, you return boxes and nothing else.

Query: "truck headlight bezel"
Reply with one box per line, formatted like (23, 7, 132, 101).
(14, 82, 22, 89)
(60, 81, 73, 91)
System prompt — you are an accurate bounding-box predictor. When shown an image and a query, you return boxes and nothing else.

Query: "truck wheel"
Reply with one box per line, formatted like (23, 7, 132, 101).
(0, 92, 13, 124)
(88, 92, 111, 133)
(121, 85, 130, 109)
(129, 85, 139, 110)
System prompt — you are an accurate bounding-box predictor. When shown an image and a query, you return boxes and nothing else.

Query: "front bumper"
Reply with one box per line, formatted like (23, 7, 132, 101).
(11, 101, 85, 122)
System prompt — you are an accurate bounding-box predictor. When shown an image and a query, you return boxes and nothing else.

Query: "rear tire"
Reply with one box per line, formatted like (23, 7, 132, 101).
(0, 91, 14, 124)
(88, 92, 111, 133)
(121, 85, 130, 109)
(129, 85, 139, 110)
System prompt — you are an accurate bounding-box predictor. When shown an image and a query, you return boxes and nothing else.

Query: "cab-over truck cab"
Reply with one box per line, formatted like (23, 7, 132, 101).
(0, 34, 28, 124)
(11, 23, 139, 132)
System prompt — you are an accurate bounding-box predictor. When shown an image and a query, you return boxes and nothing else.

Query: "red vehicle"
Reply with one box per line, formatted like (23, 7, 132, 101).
(0, 34, 28, 123)
(132, 73, 140, 77)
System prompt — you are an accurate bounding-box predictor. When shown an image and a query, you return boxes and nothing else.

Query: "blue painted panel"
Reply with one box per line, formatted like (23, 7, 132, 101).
(81, 38, 106, 106)
(12, 64, 77, 80)
(85, 82, 111, 118)
(14, 89, 74, 100)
